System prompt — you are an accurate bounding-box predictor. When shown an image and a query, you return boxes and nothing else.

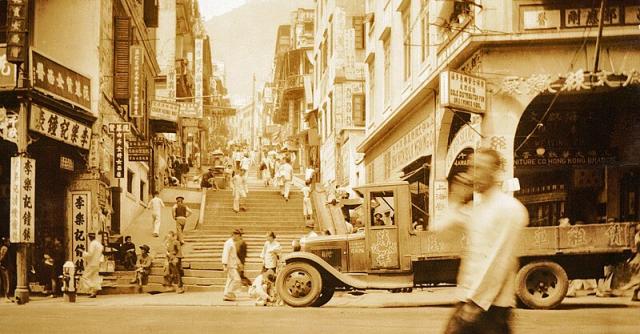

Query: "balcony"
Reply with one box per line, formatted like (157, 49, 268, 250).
(283, 74, 306, 95)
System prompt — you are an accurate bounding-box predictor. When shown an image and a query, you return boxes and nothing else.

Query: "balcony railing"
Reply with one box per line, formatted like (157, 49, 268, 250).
(284, 74, 305, 93)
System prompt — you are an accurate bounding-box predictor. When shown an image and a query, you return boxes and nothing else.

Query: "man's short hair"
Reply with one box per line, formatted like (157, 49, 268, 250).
(475, 148, 503, 171)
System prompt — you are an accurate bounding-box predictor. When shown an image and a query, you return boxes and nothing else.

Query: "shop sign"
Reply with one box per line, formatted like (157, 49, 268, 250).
(29, 105, 92, 150)
(194, 38, 203, 119)
(433, 180, 448, 221)
(564, 6, 621, 28)
(387, 116, 435, 174)
(59, 156, 74, 171)
(514, 149, 616, 167)
(179, 102, 198, 118)
(30, 49, 91, 111)
(166, 67, 176, 100)
(445, 124, 481, 174)
(108, 122, 130, 178)
(128, 140, 150, 162)
(181, 117, 199, 127)
(0, 106, 19, 144)
(204, 105, 237, 117)
(9, 156, 35, 243)
(522, 7, 561, 30)
(150, 100, 179, 122)
(130, 45, 144, 118)
(626, 6, 640, 24)
(440, 70, 486, 114)
(0, 45, 17, 88)
(70, 191, 90, 271)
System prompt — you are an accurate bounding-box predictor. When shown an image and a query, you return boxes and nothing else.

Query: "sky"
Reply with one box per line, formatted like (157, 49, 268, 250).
(198, 0, 247, 20)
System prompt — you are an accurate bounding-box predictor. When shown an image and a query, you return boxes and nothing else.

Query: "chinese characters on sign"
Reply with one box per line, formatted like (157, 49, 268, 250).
(385, 115, 435, 176)
(565, 6, 621, 28)
(0, 106, 19, 144)
(179, 102, 198, 118)
(31, 50, 91, 110)
(150, 100, 179, 122)
(0, 46, 18, 87)
(194, 38, 203, 119)
(128, 140, 151, 162)
(522, 7, 561, 30)
(440, 70, 486, 114)
(166, 68, 176, 101)
(10, 157, 35, 243)
(433, 181, 448, 221)
(29, 105, 92, 150)
(108, 123, 130, 178)
(130, 45, 144, 118)
(6, 0, 29, 63)
(70, 191, 90, 272)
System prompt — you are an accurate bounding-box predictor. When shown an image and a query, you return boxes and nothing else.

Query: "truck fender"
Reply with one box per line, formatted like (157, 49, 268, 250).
(281, 252, 368, 289)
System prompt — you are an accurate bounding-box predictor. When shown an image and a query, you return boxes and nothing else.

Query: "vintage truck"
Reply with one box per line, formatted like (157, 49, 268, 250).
(275, 181, 638, 309)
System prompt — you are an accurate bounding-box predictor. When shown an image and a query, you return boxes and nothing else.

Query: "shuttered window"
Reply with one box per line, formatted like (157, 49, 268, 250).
(143, 0, 159, 28)
(353, 16, 365, 49)
(114, 16, 131, 102)
(352, 94, 365, 127)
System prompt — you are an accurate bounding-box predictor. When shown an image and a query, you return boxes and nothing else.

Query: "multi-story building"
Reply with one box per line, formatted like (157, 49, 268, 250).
(270, 8, 314, 171)
(359, 0, 640, 227)
(313, 0, 367, 191)
(0, 0, 161, 301)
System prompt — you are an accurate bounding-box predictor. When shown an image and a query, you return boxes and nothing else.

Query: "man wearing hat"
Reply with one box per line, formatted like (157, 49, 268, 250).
(130, 244, 153, 287)
(80, 232, 104, 298)
(373, 213, 385, 226)
(172, 196, 193, 244)
(221, 228, 243, 301)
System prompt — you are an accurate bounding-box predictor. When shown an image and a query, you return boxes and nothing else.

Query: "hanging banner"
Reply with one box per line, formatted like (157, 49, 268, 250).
(70, 191, 90, 272)
(108, 123, 130, 178)
(130, 45, 144, 118)
(166, 67, 176, 101)
(0, 45, 18, 88)
(194, 38, 204, 119)
(29, 104, 92, 150)
(10, 156, 35, 243)
(30, 49, 92, 111)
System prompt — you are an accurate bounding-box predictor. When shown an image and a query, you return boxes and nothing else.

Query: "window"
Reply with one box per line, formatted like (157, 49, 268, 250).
(127, 169, 134, 194)
(0, 0, 7, 43)
(402, 8, 411, 81)
(353, 94, 365, 127)
(139, 180, 146, 202)
(328, 20, 333, 58)
(368, 63, 375, 125)
(329, 92, 334, 134)
(322, 39, 328, 74)
(420, 0, 429, 63)
(370, 191, 396, 227)
(383, 38, 390, 107)
(353, 16, 365, 49)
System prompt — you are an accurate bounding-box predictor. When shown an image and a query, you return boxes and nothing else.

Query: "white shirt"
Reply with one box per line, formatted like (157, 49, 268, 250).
(221, 238, 240, 269)
(431, 188, 528, 310)
(148, 197, 165, 215)
(345, 221, 354, 234)
(249, 274, 270, 301)
(280, 163, 293, 181)
(83, 239, 104, 267)
(240, 157, 251, 171)
(260, 240, 281, 269)
(302, 186, 311, 199)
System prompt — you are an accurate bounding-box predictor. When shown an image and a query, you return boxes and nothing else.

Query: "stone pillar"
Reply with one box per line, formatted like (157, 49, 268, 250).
(14, 101, 29, 304)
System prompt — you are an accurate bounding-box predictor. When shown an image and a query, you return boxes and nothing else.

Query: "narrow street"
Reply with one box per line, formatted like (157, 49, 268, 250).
(1, 294, 638, 334)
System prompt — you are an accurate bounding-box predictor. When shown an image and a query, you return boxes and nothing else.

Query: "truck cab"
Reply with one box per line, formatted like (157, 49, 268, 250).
(276, 181, 637, 309)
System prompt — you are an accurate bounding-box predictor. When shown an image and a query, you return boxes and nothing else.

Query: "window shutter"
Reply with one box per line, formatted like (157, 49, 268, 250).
(114, 16, 131, 102)
(144, 0, 159, 28)
(353, 17, 365, 49)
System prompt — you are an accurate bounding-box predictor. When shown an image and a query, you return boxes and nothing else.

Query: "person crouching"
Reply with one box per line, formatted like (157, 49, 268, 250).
(130, 244, 152, 287)
(249, 269, 276, 306)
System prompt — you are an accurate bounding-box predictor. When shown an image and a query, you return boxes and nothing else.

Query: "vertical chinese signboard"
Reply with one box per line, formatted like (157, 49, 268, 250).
(194, 38, 203, 119)
(10, 157, 35, 243)
(167, 68, 176, 101)
(108, 123, 130, 178)
(6, 0, 29, 63)
(70, 191, 90, 271)
(130, 45, 144, 118)
(1, 45, 18, 88)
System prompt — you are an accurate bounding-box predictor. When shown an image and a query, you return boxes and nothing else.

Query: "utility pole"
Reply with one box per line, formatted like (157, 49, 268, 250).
(593, 0, 607, 74)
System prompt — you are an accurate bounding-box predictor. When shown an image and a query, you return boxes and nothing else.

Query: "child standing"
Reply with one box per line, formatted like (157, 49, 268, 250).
(302, 180, 313, 225)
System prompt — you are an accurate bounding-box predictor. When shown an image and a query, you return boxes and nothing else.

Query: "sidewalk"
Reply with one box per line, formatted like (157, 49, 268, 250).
(6, 288, 639, 309)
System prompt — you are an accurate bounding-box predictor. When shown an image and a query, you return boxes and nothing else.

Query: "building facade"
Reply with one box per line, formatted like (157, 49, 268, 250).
(358, 0, 640, 227)
(313, 0, 367, 191)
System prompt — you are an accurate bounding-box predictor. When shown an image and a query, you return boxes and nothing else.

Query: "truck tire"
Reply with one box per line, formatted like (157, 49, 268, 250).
(516, 261, 568, 309)
(310, 285, 335, 307)
(276, 262, 322, 307)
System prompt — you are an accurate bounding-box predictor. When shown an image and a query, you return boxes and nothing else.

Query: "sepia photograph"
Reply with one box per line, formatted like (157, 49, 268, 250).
(0, 0, 639, 333)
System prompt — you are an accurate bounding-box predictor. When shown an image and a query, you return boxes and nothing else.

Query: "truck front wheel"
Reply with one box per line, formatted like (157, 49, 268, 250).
(516, 261, 568, 309)
(310, 285, 335, 307)
(276, 262, 322, 307)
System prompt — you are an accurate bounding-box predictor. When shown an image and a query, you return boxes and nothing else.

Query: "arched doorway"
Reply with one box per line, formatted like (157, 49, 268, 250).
(513, 86, 640, 226)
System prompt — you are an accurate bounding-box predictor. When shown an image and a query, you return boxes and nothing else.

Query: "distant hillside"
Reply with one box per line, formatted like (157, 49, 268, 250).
(205, 0, 314, 102)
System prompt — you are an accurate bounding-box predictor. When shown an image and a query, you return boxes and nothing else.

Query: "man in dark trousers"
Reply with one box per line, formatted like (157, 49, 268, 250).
(431, 148, 528, 334)
(0, 237, 12, 302)
(172, 196, 193, 244)
(235, 230, 251, 286)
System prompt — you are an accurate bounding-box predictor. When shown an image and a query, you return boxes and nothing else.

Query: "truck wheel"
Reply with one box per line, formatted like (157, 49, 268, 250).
(310, 285, 335, 307)
(276, 262, 322, 307)
(516, 261, 568, 309)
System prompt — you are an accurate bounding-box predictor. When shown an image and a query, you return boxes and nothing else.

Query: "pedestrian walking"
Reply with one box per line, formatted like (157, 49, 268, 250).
(222, 229, 244, 301)
(280, 157, 293, 201)
(302, 180, 313, 224)
(172, 196, 192, 244)
(163, 231, 184, 293)
(80, 232, 104, 298)
(240, 153, 252, 194)
(231, 170, 248, 213)
(147, 192, 165, 237)
(431, 148, 528, 334)
(0, 237, 12, 302)
(260, 232, 281, 273)
(272, 157, 282, 191)
(235, 231, 251, 286)
(130, 244, 153, 287)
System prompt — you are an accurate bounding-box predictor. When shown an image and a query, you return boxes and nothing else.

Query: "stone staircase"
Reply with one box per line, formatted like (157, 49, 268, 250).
(146, 172, 307, 291)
